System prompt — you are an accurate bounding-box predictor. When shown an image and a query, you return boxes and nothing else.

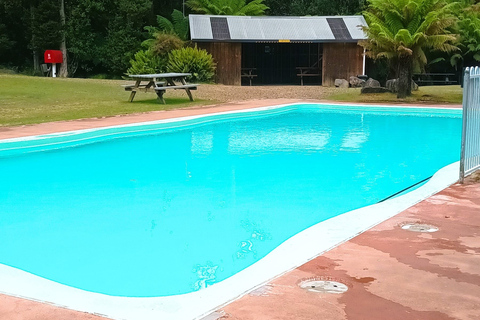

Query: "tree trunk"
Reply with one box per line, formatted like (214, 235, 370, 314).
(58, 0, 68, 77)
(31, 4, 40, 73)
(397, 56, 413, 99)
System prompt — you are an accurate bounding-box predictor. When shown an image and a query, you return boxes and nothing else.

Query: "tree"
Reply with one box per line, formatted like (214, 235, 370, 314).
(450, 1, 480, 70)
(186, 0, 268, 15)
(59, 0, 68, 77)
(264, 0, 365, 16)
(290, 0, 365, 15)
(360, 0, 458, 98)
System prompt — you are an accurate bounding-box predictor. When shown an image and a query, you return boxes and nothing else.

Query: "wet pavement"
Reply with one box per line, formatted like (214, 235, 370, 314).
(214, 173, 480, 320)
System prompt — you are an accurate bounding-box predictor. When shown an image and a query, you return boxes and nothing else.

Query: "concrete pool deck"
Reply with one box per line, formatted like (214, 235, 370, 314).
(1, 100, 479, 320)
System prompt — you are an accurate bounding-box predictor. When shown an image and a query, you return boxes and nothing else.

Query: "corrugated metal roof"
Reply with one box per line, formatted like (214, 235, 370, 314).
(189, 15, 367, 42)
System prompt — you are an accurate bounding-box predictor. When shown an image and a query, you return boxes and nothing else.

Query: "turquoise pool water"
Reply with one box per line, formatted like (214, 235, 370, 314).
(0, 104, 461, 297)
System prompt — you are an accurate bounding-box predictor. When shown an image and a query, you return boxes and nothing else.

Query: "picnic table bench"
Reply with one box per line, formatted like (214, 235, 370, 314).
(413, 73, 458, 85)
(124, 73, 198, 103)
(296, 67, 321, 86)
(241, 68, 257, 86)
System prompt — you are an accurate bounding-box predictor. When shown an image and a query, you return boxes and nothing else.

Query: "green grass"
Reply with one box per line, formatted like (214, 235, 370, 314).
(326, 85, 463, 104)
(0, 74, 214, 127)
(0, 74, 463, 127)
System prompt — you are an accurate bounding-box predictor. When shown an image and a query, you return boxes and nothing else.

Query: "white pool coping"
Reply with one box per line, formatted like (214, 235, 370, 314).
(0, 103, 462, 320)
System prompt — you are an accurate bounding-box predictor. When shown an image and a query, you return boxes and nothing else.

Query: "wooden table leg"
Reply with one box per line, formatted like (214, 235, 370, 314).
(185, 89, 194, 101)
(156, 90, 166, 104)
(129, 80, 142, 102)
(180, 77, 194, 101)
(129, 90, 136, 102)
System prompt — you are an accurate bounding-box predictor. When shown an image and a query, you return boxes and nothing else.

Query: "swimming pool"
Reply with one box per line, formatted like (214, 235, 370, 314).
(0, 103, 462, 319)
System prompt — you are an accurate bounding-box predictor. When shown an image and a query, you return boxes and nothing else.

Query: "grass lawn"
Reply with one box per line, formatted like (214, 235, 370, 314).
(326, 85, 463, 104)
(0, 74, 463, 127)
(0, 74, 215, 127)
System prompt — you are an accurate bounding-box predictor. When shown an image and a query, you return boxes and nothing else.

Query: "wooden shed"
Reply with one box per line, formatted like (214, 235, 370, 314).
(189, 15, 367, 86)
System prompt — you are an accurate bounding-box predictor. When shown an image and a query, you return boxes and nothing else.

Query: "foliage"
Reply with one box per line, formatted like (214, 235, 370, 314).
(126, 49, 164, 75)
(291, 0, 365, 15)
(167, 46, 216, 82)
(99, 0, 152, 75)
(360, 0, 458, 98)
(186, 0, 268, 15)
(153, 9, 189, 41)
(264, 0, 365, 15)
(0, 0, 162, 76)
(0, 23, 14, 56)
(450, 2, 480, 68)
(128, 32, 182, 76)
(30, 0, 63, 52)
(146, 32, 184, 56)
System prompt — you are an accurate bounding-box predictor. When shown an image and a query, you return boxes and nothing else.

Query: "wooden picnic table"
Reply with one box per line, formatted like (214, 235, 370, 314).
(124, 73, 198, 104)
(241, 68, 257, 86)
(296, 67, 320, 86)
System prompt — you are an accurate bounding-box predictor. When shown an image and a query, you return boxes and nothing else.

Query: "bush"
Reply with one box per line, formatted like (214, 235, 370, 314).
(126, 49, 164, 75)
(149, 33, 184, 56)
(167, 46, 216, 82)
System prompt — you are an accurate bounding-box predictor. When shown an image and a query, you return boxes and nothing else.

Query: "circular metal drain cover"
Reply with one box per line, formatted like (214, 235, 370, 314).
(299, 280, 348, 294)
(401, 223, 438, 232)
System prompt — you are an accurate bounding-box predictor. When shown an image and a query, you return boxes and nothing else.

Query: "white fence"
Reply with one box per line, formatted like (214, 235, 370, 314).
(460, 66, 480, 183)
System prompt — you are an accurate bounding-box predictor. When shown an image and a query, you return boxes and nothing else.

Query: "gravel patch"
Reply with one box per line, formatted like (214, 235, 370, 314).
(164, 84, 347, 103)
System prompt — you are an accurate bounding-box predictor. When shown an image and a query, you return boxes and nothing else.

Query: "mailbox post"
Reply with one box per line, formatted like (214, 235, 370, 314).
(44, 50, 63, 77)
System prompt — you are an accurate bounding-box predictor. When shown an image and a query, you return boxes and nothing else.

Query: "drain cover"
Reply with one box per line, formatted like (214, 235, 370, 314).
(299, 280, 348, 294)
(401, 223, 438, 232)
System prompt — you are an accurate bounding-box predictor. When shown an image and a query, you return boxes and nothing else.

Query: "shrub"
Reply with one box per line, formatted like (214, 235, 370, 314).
(149, 32, 184, 56)
(167, 46, 216, 82)
(126, 49, 164, 75)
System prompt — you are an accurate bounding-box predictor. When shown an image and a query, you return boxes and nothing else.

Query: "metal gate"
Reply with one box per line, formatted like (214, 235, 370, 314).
(460, 66, 480, 183)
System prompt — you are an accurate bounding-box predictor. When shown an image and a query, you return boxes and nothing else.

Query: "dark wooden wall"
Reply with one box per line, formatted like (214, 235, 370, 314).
(322, 43, 364, 87)
(197, 42, 242, 86)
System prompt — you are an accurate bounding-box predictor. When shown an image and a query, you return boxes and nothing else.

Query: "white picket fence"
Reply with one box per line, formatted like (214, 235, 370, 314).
(460, 66, 480, 183)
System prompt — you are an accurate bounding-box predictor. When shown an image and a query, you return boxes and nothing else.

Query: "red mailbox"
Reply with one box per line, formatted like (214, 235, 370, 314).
(44, 50, 63, 64)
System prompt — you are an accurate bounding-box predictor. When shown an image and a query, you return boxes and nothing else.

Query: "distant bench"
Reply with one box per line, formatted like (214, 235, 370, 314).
(296, 67, 320, 86)
(413, 73, 458, 85)
(241, 68, 257, 86)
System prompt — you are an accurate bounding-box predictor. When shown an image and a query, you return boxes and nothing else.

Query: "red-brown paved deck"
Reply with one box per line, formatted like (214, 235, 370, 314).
(1, 100, 479, 320)
(216, 174, 480, 320)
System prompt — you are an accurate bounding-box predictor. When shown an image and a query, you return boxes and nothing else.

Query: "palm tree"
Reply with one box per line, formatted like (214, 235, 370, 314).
(360, 0, 458, 98)
(186, 0, 268, 16)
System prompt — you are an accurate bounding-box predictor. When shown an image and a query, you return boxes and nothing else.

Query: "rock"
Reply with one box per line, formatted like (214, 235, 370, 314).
(386, 78, 419, 93)
(335, 79, 349, 88)
(361, 87, 390, 94)
(386, 79, 397, 92)
(364, 78, 381, 88)
(349, 76, 365, 88)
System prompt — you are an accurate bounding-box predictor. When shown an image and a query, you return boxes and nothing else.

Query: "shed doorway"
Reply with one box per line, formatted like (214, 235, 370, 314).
(241, 43, 322, 85)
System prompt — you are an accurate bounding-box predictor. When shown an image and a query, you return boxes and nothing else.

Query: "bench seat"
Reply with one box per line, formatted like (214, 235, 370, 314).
(154, 84, 198, 91)
(296, 74, 320, 76)
(123, 82, 165, 91)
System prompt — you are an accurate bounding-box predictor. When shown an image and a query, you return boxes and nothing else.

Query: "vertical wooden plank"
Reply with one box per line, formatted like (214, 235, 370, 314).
(196, 42, 242, 86)
(322, 43, 363, 87)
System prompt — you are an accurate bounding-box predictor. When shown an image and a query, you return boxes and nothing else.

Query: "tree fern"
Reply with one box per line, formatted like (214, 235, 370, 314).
(361, 0, 458, 98)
